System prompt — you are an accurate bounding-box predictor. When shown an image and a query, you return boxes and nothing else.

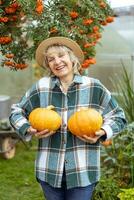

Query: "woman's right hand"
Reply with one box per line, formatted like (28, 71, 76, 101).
(27, 126, 37, 135)
(27, 126, 55, 138)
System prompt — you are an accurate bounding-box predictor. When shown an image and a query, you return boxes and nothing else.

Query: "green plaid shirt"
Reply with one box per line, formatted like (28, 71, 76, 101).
(9, 74, 126, 189)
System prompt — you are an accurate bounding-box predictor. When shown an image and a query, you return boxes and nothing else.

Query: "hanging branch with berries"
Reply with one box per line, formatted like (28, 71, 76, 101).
(0, 0, 114, 72)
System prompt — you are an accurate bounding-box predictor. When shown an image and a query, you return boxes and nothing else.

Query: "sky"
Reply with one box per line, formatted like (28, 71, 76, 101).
(108, 0, 134, 8)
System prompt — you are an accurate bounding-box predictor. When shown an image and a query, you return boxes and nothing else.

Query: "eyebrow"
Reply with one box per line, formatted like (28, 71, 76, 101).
(46, 51, 66, 57)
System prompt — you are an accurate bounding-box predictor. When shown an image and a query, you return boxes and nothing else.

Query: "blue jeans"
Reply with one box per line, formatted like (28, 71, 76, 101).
(37, 167, 96, 200)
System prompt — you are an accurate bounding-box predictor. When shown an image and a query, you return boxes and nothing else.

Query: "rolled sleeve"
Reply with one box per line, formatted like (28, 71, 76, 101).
(101, 124, 113, 140)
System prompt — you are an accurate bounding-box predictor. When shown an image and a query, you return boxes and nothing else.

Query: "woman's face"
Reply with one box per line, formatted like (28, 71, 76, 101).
(46, 46, 73, 79)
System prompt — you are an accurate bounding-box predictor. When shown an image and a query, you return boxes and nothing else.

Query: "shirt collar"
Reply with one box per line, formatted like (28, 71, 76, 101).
(51, 74, 83, 89)
(73, 74, 83, 84)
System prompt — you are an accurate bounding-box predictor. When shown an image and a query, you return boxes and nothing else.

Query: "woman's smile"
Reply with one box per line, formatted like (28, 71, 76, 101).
(55, 64, 66, 71)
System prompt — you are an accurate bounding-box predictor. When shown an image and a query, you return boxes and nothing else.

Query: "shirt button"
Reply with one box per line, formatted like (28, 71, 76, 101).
(63, 124, 67, 128)
(65, 160, 68, 164)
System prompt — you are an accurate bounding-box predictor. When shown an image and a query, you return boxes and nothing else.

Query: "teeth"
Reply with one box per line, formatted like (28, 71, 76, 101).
(56, 66, 65, 70)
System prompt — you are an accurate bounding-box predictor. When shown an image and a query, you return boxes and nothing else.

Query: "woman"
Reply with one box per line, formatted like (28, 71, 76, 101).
(9, 37, 126, 200)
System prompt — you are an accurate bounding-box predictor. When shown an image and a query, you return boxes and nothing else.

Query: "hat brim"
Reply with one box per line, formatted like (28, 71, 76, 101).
(35, 37, 84, 67)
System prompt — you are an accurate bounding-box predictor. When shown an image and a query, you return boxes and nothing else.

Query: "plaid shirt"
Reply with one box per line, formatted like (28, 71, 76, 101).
(9, 74, 126, 189)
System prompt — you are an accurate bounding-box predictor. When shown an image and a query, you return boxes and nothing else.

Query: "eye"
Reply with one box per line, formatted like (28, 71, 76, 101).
(47, 57, 54, 62)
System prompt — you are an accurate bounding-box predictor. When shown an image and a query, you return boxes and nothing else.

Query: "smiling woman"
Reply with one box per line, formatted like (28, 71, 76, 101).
(9, 36, 126, 200)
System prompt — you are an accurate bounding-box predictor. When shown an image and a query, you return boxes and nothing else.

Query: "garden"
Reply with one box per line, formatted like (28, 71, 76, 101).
(0, 0, 134, 199)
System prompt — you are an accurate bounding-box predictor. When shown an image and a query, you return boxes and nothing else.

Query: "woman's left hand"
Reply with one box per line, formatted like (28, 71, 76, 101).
(34, 129, 56, 139)
(77, 129, 106, 144)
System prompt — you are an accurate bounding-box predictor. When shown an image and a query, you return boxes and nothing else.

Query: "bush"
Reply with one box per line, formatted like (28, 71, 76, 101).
(101, 122, 134, 188)
(92, 176, 120, 200)
(118, 188, 134, 200)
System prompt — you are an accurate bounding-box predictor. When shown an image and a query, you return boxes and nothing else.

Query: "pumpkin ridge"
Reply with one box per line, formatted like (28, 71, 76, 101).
(76, 110, 86, 135)
(75, 111, 82, 136)
(67, 108, 103, 137)
(29, 106, 62, 131)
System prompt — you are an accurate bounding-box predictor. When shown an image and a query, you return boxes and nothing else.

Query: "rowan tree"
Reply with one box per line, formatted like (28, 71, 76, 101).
(0, 0, 114, 74)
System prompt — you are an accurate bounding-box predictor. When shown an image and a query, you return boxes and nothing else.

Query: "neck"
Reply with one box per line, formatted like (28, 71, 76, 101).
(60, 74, 74, 85)
(59, 74, 74, 92)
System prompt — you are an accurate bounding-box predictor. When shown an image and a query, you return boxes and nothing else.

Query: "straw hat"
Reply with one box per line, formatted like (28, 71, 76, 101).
(35, 37, 84, 67)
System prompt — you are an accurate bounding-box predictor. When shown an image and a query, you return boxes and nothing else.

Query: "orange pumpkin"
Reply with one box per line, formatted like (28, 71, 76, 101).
(68, 108, 103, 137)
(29, 105, 62, 131)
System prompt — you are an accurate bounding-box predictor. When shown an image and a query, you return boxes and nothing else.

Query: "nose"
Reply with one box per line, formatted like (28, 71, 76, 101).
(54, 56, 61, 65)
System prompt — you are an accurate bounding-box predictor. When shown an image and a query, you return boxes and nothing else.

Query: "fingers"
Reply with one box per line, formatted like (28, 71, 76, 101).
(83, 135, 98, 143)
(95, 129, 106, 136)
(38, 131, 56, 139)
(77, 135, 100, 144)
(27, 126, 37, 135)
(34, 129, 49, 137)
(35, 130, 56, 139)
(27, 126, 55, 139)
(77, 136, 87, 143)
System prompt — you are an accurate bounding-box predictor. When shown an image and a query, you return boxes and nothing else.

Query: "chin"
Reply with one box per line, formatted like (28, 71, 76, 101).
(55, 71, 68, 77)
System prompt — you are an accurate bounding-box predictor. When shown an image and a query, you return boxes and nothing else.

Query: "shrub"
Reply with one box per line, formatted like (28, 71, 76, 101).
(92, 176, 120, 200)
(118, 188, 134, 200)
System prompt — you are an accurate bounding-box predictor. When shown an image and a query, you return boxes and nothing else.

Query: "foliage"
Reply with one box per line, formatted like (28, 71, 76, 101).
(118, 188, 134, 200)
(94, 123, 134, 199)
(95, 65, 134, 198)
(0, 119, 11, 130)
(92, 176, 120, 200)
(113, 63, 134, 123)
(100, 64, 134, 188)
(101, 122, 134, 188)
(0, 0, 114, 72)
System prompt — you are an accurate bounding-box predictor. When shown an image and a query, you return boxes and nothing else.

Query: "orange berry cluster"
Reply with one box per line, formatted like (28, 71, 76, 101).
(49, 27, 58, 34)
(0, 17, 9, 23)
(0, 36, 12, 44)
(36, 0, 44, 14)
(83, 19, 93, 26)
(0, 1, 28, 70)
(4, 53, 28, 70)
(0, 1, 21, 45)
(70, 11, 79, 19)
(4, 60, 28, 70)
(68, 2, 114, 69)
(82, 58, 96, 68)
(5, 2, 20, 14)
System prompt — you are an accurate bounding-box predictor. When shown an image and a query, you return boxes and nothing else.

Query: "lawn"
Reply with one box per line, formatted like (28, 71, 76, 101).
(0, 139, 44, 200)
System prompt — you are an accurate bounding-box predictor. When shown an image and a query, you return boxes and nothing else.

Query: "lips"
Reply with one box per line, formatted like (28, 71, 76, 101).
(55, 65, 66, 70)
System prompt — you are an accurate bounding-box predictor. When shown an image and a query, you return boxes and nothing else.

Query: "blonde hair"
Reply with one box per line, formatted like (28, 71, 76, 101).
(43, 44, 81, 76)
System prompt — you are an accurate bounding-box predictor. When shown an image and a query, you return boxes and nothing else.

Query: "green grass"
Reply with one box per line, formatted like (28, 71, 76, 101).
(0, 139, 44, 200)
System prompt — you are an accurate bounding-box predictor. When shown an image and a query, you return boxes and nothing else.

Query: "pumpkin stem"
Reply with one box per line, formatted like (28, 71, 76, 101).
(46, 105, 55, 110)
